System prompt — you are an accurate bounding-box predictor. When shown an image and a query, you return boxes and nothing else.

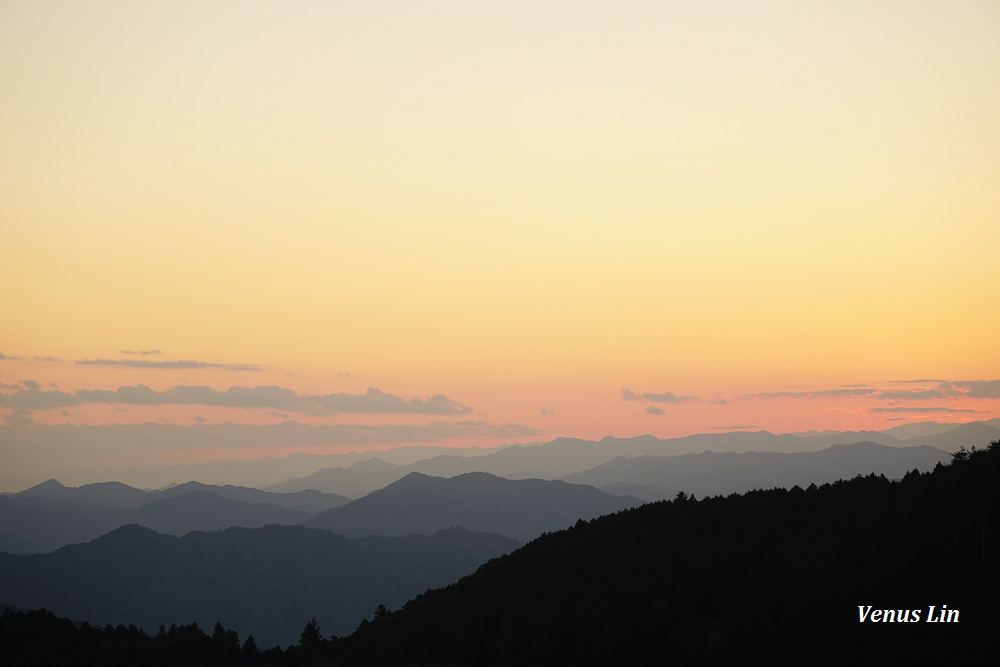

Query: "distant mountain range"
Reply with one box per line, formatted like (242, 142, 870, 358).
(1, 438, 962, 552)
(0, 523, 518, 647)
(562, 441, 952, 500)
(0, 482, 350, 554)
(304, 472, 643, 542)
(263, 419, 1000, 497)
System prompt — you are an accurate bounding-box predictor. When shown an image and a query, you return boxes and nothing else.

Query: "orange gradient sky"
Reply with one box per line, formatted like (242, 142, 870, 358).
(2, 2, 999, 482)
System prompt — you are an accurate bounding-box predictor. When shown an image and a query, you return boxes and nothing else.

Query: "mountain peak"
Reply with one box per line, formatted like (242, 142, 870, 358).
(16, 478, 66, 496)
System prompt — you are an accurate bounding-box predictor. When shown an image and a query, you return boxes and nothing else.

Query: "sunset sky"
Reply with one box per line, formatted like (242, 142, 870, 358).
(2, 1, 999, 488)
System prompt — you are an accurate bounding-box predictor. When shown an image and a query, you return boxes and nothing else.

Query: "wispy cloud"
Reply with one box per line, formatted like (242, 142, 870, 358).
(0, 352, 21, 361)
(940, 380, 1000, 399)
(76, 358, 262, 371)
(2, 409, 37, 426)
(746, 388, 874, 399)
(869, 406, 982, 414)
(0, 387, 80, 410)
(744, 379, 1000, 402)
(645, 406, 665, 415)
(2, 384, 473, 416)
(622, 389, 698, 403)
(119, 349, 162, 356)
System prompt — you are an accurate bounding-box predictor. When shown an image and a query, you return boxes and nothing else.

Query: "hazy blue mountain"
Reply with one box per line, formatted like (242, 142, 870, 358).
(131, 491, 309, 535)
(562, 442, 950, 498)
(5, 478, 350, 513)
(149, 481, 350, 513)
(877, 420, 965, 440)
(39, 419, 989, 493)
(267, 425, 993, 498)
(7, 479, 150, 508)
(303, 472, 642, 542)
(599, 481, 678, 502)
(0, 489, 323, 554)
(897, 421, 1000, 451)
(0, 495, 129, 554)
(264, 458, 407, 497)
(0, 523, 518, 647)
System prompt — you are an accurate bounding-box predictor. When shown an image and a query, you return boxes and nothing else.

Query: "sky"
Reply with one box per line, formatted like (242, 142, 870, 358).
(2, 1, 999, 488)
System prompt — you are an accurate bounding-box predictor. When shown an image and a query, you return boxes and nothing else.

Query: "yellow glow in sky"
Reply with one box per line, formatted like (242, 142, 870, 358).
(2, 2, 999, 484)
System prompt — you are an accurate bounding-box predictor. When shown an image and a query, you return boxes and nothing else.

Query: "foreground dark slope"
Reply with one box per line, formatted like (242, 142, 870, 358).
(338, 443, 1000, 665)
(0, 524, 518, 647)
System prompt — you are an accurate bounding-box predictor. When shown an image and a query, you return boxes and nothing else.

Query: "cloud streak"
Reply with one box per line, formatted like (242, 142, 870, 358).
(869, 407, 982, 414)
(621, 389, 698, 404)
(744, 379, 1000, 402)
(2, 384, 473, 416)
(76, 358, 262, 371)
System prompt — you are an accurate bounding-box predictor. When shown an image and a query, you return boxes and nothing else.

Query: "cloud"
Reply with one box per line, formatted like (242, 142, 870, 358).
(0, 352, 21, 360)
(540, 409, 555, 416)
(6, 383, 472, 416)
(746, 388, 874, 399)
(869, 407, 982, 414)
(644, 391, 696, 403)
(76, 359, 262, 371)
(940, 380, 1000, 399)
(308, 387, 471, 415)
(744, 379, 1000, 402)
(33, 356, 61, 362)
(622, 389, 698, 403)
(0, 387, 80, 410)
(120, 349, 162, 355)
(645, 406, 665, 415)
(76, 384, 302, 409)
(2, 409, 36, 426)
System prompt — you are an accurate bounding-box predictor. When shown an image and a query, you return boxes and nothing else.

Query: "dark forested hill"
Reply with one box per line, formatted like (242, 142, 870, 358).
(335, 443, 1000, 665)
(303, 472, 643, 541)
(4, 444, 997, 665)
(0, 523, 518, 647)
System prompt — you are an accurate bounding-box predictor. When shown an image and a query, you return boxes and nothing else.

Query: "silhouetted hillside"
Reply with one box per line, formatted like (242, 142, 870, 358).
(0, 523, 518, 647)
(3, 443, 998, 664)
(304, 472, 642, 541)
(335, 442, 1000, 665)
